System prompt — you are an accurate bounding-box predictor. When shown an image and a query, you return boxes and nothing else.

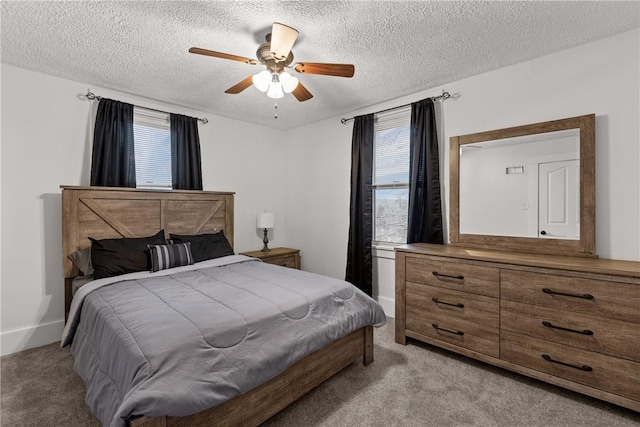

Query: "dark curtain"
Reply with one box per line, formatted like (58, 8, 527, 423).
(345, 114, 375, 296)
(90, 98, 136, 187)
(170, 113, 203, 190)
(407, 98, 444, 244)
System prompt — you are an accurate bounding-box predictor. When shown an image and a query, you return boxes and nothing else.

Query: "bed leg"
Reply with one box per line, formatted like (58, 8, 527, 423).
(363, 325, 373, 366)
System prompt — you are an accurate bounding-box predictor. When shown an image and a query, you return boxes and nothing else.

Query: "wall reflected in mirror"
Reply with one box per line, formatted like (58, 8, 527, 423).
(459, 129, 580, 240)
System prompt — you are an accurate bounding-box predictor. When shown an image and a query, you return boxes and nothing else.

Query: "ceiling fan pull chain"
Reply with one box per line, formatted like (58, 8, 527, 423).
(274, 102, 278, 119)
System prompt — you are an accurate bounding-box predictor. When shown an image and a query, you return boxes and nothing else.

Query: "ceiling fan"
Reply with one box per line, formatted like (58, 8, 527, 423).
(189, 22, 355, 102)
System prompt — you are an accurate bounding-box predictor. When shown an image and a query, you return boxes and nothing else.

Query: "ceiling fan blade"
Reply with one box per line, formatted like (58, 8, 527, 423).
(189, 47, 257, 65)
(225, 76, 255, 94)
(270, 22, 299, 61)
(294, 62, 355, 78)
(291, 82, 313, 102)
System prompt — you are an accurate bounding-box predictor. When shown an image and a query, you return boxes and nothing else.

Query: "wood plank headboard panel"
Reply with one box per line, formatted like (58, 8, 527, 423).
(61, 186, 235, 318)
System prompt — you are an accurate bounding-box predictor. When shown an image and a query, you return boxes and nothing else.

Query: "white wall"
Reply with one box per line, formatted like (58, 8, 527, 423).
(284, 117, 352, 277)
(284, 29, 640, 317)
(0, 64, 287, 355)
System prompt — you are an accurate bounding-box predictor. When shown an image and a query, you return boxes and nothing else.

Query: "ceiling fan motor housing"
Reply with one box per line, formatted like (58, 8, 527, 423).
(256, 39, 294, 73)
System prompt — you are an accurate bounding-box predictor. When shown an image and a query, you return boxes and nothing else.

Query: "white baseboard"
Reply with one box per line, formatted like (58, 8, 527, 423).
(375, 295, 395, 318)
(1, 320, 64, 356)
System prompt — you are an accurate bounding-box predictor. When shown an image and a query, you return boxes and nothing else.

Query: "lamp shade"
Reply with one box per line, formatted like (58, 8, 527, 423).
(252, 70, 271, 92)
(257, 212, 274, 229)
(279, 71, 299, 93)
(266, 81, 284, 99)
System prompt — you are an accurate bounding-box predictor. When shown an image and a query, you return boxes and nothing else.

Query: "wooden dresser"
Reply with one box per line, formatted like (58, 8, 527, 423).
(240, 247, 301, 269)
(395, 243, 640, 411)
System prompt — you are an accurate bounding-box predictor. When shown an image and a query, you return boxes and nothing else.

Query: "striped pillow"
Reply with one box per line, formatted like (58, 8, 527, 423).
(148, 243, 194, 272)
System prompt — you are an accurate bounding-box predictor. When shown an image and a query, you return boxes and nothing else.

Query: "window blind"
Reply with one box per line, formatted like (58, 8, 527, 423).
(373, 106, 411, 186)
(133, 108, 172, 189)
(373, 106, 411, 244)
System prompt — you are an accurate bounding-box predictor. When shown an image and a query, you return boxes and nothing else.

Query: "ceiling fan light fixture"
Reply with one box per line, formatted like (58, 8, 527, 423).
(270, 22, 299, 61)
(266, 73, 284, 99)
(279, 71, 299, 93)
(252, 70, 271, 92)
(267, 83, 284, 99)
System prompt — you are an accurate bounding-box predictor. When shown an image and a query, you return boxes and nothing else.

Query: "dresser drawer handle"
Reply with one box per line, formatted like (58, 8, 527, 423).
(542, 321, 594, 336)
(432, 271, 464, 280)
(432, 323, 464, 336)
(432, 298, 464, 309)
(541, 354, 593, 372)
(542, 288, 594, 300)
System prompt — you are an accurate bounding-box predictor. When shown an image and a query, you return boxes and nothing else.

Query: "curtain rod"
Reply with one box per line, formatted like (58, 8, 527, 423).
(83, 91, 209, 124)
(340, 90, 451, 124)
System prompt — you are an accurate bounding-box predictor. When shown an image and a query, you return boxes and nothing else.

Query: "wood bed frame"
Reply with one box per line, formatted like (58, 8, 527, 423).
(61, 186, 374, 427)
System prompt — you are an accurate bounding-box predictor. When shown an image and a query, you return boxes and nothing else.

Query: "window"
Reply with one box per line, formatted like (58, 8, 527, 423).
(373, 107, 411, 244)
(133, 108, 172, 189)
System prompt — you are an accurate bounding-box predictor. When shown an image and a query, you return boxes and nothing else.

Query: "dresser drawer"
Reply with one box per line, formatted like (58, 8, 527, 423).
(406, 282, 499, 357)
(501, 270, 640, 323)
(501, 330, 640, 402)
(405, 256, 499, 298)
(501, 300, 640, 362)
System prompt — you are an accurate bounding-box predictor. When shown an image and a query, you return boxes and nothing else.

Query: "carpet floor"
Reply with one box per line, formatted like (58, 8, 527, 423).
(2, 319, 639, 426)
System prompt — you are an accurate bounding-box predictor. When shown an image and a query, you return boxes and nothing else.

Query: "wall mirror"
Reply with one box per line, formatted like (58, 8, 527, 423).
(449, 114, 595, 257)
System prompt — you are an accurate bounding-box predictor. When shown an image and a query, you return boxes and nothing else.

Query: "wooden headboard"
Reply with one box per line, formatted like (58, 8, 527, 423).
(61, 186, 235, 319)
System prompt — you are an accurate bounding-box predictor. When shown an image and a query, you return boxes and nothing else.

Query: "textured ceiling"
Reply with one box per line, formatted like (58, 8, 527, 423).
(2, 1, 638, 130)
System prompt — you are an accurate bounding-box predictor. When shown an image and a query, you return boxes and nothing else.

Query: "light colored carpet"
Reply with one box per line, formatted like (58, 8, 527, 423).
(2, 319, 638, 426)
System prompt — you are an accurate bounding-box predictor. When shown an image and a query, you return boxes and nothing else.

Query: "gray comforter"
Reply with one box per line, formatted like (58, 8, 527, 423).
(62, 255, 386, 426)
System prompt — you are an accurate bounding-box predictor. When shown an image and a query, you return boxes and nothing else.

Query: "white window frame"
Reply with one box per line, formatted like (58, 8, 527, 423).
(133, 108, 172, 190)
(372, 107, 411, 246)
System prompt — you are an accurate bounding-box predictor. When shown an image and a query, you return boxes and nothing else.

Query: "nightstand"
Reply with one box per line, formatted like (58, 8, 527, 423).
(240, 247, 301, 269)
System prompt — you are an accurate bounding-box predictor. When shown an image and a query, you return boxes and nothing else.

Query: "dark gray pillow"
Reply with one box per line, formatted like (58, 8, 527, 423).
(90, 230, 167, 279)
(148, 243, 194, 272)
(68, 247, 93, 276)
(170, 230, 234, 263)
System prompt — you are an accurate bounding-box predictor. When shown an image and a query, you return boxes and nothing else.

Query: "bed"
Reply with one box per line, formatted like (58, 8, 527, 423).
(61, 186, 385, 427)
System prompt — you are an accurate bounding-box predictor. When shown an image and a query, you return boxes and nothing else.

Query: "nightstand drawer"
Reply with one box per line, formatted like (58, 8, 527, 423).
(501, 300, 640, 362)
(405, 256, 499, 298)
(501, 330, 640, 401)
(240, 247, 301, 270)
(501, 270, 640, 323)
(265, 254, 297, 268)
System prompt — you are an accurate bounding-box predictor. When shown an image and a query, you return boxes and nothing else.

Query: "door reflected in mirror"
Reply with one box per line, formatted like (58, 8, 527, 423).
(459, 129, 580, 240)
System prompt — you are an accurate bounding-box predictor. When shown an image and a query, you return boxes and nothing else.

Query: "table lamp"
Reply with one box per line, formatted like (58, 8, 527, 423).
(257, 212, 274, 252)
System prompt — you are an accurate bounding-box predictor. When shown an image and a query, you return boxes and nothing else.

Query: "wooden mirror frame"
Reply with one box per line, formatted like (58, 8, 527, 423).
(449, 114, 596, 257)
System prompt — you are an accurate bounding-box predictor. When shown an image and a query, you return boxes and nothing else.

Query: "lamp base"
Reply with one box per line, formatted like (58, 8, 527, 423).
(261, 228, 270, 252)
